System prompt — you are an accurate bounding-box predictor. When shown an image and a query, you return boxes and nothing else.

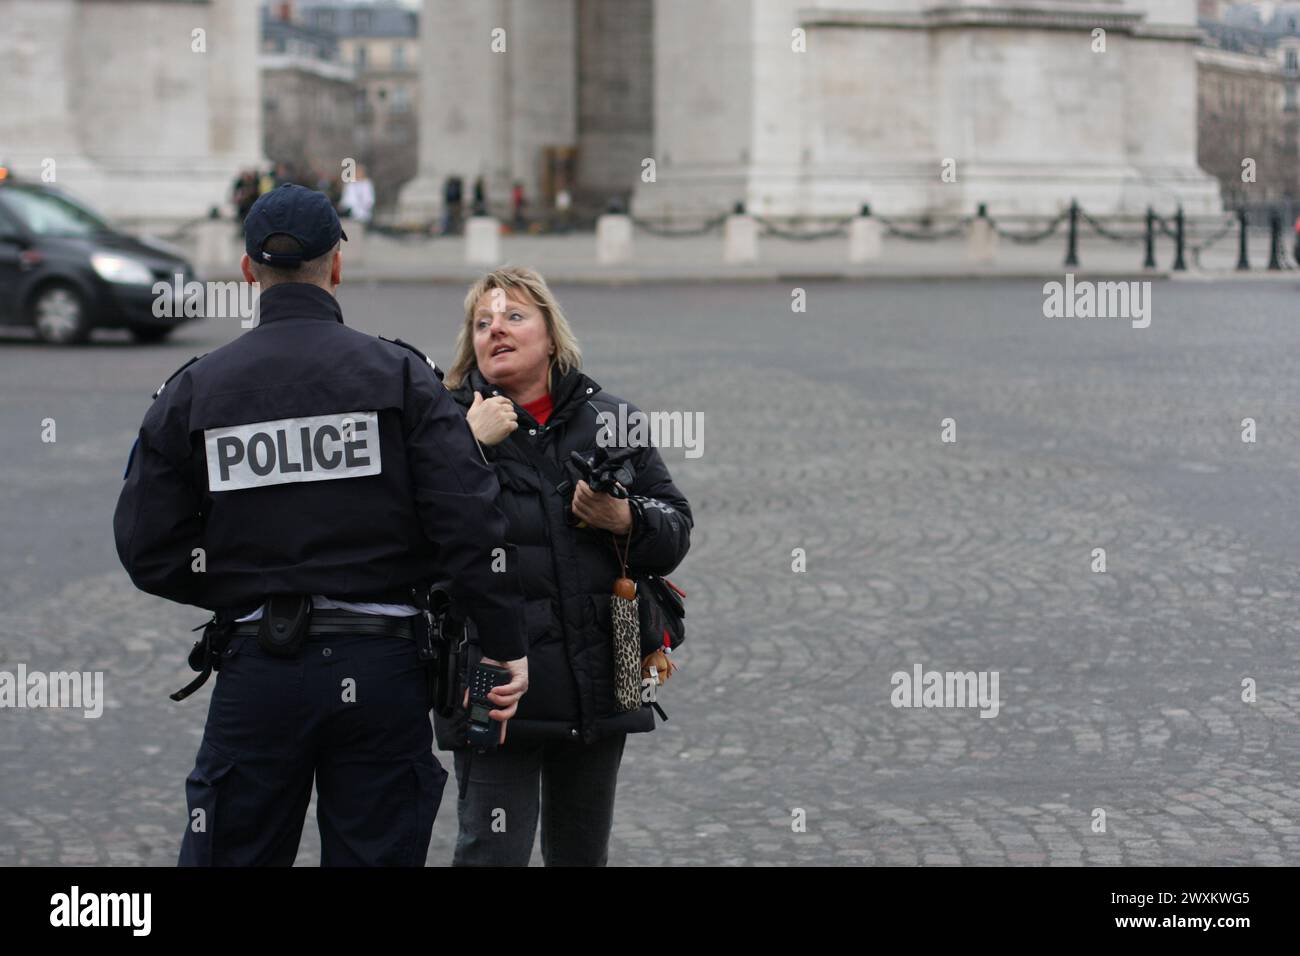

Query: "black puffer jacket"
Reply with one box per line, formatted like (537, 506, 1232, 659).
(433, 365, 693, 747)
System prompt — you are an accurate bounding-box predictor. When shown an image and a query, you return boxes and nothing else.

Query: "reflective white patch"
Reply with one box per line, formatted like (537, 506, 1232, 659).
(205, 411, 381, 492)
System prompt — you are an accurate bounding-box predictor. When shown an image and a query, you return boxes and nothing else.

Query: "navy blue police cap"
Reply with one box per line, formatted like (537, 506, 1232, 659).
(244, 183, 348, 268)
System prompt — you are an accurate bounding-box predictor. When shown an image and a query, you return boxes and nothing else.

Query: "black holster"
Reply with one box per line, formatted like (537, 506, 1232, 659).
(171, 613, 237, 702)
(412, 584, 468, 719)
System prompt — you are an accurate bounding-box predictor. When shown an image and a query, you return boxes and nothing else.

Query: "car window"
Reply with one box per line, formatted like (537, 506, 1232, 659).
(0, 186, 109, 238)
(0, 212, 20, 243)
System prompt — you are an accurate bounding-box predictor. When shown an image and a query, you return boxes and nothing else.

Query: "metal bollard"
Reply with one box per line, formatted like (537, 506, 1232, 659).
(1236, 208, 1249, 271)
(1269, 210, 1283, 270)
(1172, 207, 1186, 272)
(1064, 199, 1079, 267)
(1143, 207, 1156, 270)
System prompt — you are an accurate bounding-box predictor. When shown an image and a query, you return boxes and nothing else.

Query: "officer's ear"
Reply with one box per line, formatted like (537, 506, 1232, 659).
(329, 248, 342, 290)
(240, 253, 257, 286)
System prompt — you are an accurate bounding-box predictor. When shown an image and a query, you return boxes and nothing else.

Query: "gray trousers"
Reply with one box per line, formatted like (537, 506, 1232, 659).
(451, 733, 627, 866)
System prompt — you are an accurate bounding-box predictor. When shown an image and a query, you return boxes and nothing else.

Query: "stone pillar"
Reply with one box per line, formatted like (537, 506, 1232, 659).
(400, 0, 576, 226)
(848, 215, 882, 262)
(465, 216, 501, 265)
(194, 218, 235, 279)
(631, 0, 754, 219)
(0, 1, 99, 186)
(966, 216, 998, 263)
(0, 0, 262, 230)
(206, 0, 265, 172)
(596, 213, 633, 263)
(723, 213, 758, 263)
(342, 218, 368, 269)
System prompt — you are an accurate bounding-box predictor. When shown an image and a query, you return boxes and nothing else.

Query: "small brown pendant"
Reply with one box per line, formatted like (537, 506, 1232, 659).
(613, 577, 637, 600)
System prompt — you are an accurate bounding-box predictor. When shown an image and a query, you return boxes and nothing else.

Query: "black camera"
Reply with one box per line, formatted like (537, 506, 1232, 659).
(568, 446, 636, 500)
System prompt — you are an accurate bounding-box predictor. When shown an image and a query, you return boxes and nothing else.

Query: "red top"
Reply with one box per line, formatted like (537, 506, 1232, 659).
(521, 392, 553, 425)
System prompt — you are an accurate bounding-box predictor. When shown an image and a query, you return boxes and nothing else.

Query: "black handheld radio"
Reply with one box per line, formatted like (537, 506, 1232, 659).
(467, 662, 511, 751)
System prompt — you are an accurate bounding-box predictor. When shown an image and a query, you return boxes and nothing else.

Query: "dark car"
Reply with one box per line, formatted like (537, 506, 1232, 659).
(0, 176, 199, 344)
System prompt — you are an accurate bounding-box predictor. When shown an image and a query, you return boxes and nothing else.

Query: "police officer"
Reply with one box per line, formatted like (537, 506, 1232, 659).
(113, 184, 528, 866)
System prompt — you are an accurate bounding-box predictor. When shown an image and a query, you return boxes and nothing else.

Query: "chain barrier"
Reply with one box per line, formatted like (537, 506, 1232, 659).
(159, 199, 1275, 274)
(987, 210, 1069, 244)
(752, 215, 856, 241)
(1076, 207, 1146, 244)
(876, 215, 973, 241)
(629, 213, 728, 237)
(1185, 216, 1238, 255)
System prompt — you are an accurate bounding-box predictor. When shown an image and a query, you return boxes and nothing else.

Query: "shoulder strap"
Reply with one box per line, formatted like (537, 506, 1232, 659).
(152, 354, 205, 400)
(380, 335, 444, 381)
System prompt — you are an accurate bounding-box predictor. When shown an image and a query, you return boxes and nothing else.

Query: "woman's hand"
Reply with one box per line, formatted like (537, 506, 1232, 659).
(466, 391, 518, 446)
(572, 479, 633, 535)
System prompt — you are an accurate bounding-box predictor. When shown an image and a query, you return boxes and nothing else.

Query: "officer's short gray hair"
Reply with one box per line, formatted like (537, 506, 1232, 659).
(247, 237, 339, 289)
(446, 266, 582, 389)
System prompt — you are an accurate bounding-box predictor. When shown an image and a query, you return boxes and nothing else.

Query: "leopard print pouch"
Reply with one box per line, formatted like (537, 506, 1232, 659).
(611, 585, 642, 712)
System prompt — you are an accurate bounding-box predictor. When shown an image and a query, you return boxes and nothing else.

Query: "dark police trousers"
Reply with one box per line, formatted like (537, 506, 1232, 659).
(179, 627, 447, 866)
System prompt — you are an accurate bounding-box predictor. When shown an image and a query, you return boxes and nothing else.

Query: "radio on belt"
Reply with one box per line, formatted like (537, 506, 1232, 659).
(204, 411, 382, 492)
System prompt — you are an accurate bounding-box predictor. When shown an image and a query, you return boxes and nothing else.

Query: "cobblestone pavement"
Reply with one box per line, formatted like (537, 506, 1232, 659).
(2, 278, 1300, 865)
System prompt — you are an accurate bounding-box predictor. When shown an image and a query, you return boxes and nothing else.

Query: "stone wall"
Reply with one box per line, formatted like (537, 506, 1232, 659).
(0, 0, 262, 230)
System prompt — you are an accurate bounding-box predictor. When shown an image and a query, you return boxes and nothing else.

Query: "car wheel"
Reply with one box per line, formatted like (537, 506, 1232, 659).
(31, 284, 91, 345)
(129, 326, 173, 344)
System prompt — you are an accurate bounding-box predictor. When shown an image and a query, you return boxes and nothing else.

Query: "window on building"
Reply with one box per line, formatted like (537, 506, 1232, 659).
(317, 10, 335, 31)
(356, 44, 367, 69)
(393, 44, 406, 70)
(1288, 49, 1298, 72)
(354, 10, 372, 33)
(265, 97, 278, 114)
(392, 86, 410, 114)
(1288, 84, 1297, 112)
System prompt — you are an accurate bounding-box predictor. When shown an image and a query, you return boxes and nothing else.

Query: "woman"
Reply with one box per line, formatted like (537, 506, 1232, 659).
(434, 266, 693, 866)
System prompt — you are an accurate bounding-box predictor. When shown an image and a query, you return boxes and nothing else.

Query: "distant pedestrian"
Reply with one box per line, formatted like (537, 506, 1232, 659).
(555, 187, 572, 234)
(511, 181, 527, 231)
(443, 175, 464, 234)
(341, 163, 375, 224)
(473, 175, 487, 217)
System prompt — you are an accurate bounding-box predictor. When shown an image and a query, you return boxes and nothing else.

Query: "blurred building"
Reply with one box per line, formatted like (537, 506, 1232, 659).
(399, 0, 1222, 224)
(274, 0, 420, 214)
(0, 0, 261, 230)
(260, 8, 360, 182)
(1198, 2, 1300, 204)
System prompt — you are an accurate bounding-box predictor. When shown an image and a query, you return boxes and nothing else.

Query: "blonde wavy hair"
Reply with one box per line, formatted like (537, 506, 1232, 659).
(444, 266, 582, 389)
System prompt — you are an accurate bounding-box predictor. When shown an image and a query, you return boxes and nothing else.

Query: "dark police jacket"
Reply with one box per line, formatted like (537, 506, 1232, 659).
(112, 283, 526, 662)
(434, 365, 692, 746)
